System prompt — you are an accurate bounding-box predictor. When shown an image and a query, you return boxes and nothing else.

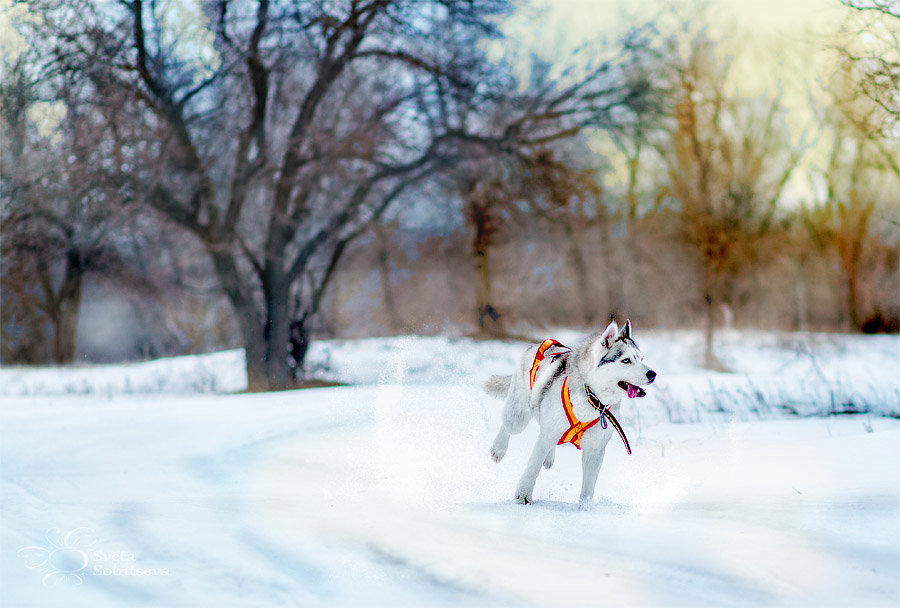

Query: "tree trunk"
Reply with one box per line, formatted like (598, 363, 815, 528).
(209, 242, 322, 392)
(240, 311, 296, 392)
(703, 292, 717, 369)
(701, 266, 726, 371)
(794, 252, 808, 331)
(261, 275, 296, 391)
(603, 223, 623, 323)
(46, 249, 83, 363)
(376, 226, 403, 333)
(289, 319, 310, 377)
(243, 325, 269, 393)
(264, 334, 296, 390)
(474, 244, 502, 336)
(53, 298, 81, 363)
(846, 261, 862, 331)
(468, 199, 503, 337)
(209, 248, 291, 392)
(625, 143, 641, 225)
(561, 218, 595, 326)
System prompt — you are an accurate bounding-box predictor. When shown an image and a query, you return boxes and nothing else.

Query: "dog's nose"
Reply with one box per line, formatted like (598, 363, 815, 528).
(646, 370, 656, 383)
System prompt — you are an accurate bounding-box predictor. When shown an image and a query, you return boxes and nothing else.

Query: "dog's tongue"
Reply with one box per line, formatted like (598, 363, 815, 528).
(627, 384, 640, 399)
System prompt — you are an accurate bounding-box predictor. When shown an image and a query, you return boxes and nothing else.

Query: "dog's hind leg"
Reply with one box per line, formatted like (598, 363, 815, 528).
(515, 433, 556, 504)
(490, 385, 531, 462)
(578, 446, 607, 510)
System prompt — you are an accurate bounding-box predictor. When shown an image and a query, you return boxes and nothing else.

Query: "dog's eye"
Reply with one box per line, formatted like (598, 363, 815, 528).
(622, 358, 632, 365)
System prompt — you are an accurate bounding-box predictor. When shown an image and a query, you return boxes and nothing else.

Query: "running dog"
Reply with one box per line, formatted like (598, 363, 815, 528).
(484, 320, 655, 508)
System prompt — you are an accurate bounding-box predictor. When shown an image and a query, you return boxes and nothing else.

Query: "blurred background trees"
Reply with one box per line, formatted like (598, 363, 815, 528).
(1, 0, 898, 386)
(839, 1, 900, 132)
(651, 29, 810, 368)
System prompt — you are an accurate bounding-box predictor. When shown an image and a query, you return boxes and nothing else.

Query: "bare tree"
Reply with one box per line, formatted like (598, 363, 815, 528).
(457, 172, 511, 336)
(838, 1, 900, 131)
(33, 0, 669, 387)
(372, 221, 405, 334)
(802, 194, 877, 329)
(450, 31, 665, 335)
(653, 31, 809, 368)
(1, 51, 136, 364)
(31, 0, 644, 388)
(516, 147, 606, 327)
(800, 66, 900, 331)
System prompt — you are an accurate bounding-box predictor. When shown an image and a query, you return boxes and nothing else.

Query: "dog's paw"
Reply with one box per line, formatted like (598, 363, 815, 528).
(578, 497, 594, 511)
(490, 446, 506, 463)
(543, 450, 555, 469)
(515, 493, 532, 505)
(490, 437, 508, 463)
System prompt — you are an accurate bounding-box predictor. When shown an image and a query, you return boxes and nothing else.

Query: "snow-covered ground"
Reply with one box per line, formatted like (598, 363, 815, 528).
(3, 330, 898, 420)
(2, 331, 899, 606)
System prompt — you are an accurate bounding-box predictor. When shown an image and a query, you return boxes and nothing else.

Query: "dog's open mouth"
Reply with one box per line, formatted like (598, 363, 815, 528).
(618, 381, 646, 399)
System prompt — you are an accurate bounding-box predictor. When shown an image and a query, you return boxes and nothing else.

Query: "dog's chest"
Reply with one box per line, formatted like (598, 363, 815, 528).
(537, 384, 617, 447)
(576, 418, 616, 450)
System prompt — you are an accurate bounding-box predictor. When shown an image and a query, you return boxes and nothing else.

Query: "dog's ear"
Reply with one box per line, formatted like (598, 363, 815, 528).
(619, 319, 632, 340)
(599, 321, 618, 350)
(593, 321, 618, 365)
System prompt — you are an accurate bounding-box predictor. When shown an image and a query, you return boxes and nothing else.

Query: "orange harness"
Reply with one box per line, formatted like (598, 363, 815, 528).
(558, 377, 603, 448)
(529, 339, 567, 389)
(530, 339, 632, 454)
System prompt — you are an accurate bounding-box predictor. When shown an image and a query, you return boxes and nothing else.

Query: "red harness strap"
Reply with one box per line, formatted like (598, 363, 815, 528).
(558, 377, 603, 449)
(529, 339, 569, 389)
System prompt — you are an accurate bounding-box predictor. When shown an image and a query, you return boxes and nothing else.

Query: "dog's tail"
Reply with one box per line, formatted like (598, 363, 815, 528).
(482, 375, 512, 399)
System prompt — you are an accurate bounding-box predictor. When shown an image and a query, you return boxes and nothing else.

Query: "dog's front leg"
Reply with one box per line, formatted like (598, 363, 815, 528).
(515, 434, 556, 504)
(579, 446, 607, 510)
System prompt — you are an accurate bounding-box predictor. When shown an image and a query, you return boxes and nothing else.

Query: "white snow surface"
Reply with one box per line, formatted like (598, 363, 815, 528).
(2, 331, 899, 607)
(3, 330, 898, 420)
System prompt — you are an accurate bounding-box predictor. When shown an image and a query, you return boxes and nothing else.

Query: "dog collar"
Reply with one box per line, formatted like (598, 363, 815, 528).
(584, 384, 609, 416)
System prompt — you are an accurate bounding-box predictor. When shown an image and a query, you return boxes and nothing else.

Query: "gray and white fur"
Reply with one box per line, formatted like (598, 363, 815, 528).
(485, 320, 656, 509)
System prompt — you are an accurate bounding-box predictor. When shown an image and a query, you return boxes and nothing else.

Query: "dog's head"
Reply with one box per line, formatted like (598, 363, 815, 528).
(584, 320, 656, 400)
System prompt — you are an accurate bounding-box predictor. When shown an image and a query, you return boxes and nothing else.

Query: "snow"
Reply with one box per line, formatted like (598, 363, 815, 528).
(0, 349, 247, 396)
(4, 330, 897, 420)
(2, 331, 899, 606)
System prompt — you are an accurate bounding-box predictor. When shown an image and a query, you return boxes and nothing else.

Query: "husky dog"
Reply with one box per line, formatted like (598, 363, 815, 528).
(484, 320, 655, 508)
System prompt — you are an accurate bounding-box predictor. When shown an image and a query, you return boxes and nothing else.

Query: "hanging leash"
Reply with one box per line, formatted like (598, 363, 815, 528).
(585, 385, 632, 455)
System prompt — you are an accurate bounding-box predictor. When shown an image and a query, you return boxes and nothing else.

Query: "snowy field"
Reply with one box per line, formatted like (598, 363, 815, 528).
(1, 330, 899, 607)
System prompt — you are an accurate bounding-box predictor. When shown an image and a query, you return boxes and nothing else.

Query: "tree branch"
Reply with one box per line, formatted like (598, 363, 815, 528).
(286, 163, 432, 283)
(299, 168, 432, 324)
(147, 183, 208, 239)
(225, 0, 270, 232)
(841, 1, 900, 19)
(131, 0, 214, 220)
(271, 0, 389, 224)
